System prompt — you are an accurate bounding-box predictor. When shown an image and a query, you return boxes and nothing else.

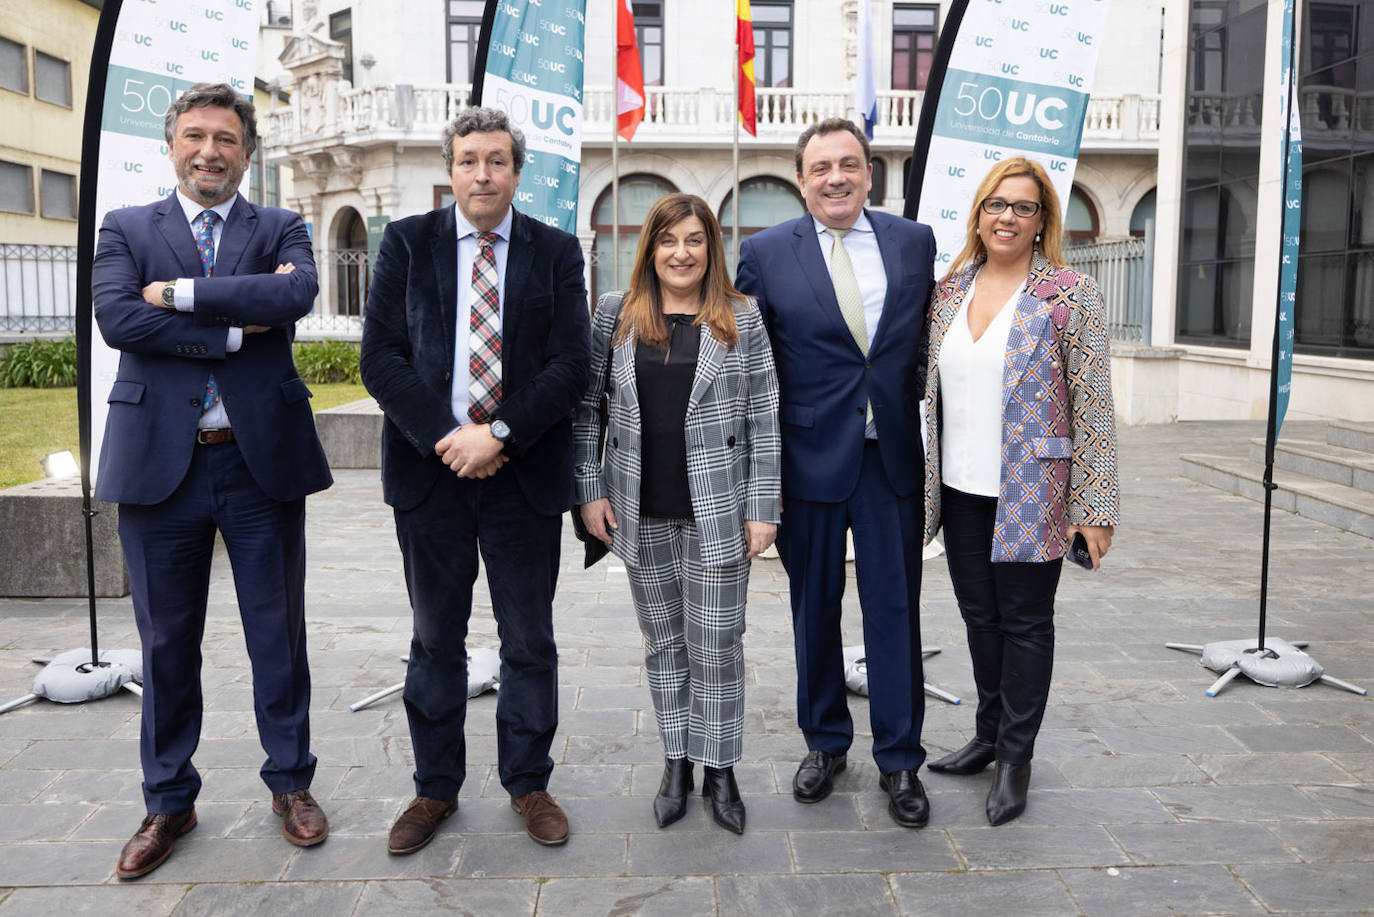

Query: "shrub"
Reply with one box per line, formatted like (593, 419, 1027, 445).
(0, 337, 78, 388)
(293, 339, 361, 384)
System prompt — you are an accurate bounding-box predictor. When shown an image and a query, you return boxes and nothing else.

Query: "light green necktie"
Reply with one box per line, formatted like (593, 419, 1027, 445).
(826, 228, 873, 424)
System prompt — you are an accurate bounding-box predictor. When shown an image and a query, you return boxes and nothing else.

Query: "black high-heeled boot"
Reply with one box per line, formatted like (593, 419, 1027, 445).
(653, 757, 694, 828)
(702, 766, 745, 835)
(985, 761, 1031, 826)
(927, 737, 997, 775)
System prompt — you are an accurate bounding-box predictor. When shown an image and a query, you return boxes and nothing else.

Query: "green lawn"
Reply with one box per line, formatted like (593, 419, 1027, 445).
(0, 383, 369, 489)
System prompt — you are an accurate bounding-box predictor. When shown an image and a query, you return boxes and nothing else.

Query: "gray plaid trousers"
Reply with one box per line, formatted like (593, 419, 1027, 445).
(625, 516, 750, 768)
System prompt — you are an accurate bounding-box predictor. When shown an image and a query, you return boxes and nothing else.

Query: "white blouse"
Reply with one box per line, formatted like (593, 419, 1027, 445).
(938, 277, 1021, 497)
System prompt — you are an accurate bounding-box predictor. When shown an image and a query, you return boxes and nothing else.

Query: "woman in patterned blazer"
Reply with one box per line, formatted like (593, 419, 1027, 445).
(574, 193, 781, 835)
(922, 158, 1119, 826)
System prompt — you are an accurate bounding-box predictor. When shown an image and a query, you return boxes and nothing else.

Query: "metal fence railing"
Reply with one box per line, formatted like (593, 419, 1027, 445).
(1064, 221, 1153, 345)
(1, 244, 78, 333)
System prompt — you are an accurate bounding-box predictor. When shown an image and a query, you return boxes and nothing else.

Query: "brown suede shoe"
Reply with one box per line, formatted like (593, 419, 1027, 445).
(511, 790, 569, 846)
(272, 788, 329, 847)
(388, 796, 457, 855)
(115, 809, 197, 879)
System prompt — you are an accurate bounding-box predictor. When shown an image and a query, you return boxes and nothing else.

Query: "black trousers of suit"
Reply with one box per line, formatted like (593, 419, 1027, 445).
(118, 439, 315, 814)
(777, 440, 926, 774)
(941, 485, 1063, 765)
(394, 463, 561, 801)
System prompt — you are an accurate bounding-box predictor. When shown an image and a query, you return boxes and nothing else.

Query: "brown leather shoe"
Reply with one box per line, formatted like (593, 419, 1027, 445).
(511, 790, 568, 846)
(115, 809, 197, 879)
(388, 796, 457, 855)
(272, 788, 329, 847)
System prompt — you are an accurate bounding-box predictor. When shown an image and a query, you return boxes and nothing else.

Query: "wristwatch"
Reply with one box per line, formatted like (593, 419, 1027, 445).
(490, 418, 512, 445)
(161, 282, 176, 308)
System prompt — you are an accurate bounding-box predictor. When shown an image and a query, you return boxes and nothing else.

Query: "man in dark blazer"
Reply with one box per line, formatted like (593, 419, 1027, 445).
(360, 107, 590, 852)
(93, 83, 333, 879)
(736, 118, 936, 828)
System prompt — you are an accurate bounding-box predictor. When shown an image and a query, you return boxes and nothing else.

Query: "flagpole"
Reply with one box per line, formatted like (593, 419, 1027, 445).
(732, 28, 741, 268)
(611, 0, 621, 293)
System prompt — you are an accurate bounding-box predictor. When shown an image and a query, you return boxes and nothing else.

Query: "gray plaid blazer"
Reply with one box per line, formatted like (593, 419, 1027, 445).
(573, 291, 782, 568)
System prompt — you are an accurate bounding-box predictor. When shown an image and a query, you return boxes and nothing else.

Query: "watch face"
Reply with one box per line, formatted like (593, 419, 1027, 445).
(161, 284, 175, 306)
(492, 419, 510, 441)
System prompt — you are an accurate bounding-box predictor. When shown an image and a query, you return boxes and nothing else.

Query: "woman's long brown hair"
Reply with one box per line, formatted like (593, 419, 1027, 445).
(944, 156, 1068, 283)
(613, 192, 740, 350)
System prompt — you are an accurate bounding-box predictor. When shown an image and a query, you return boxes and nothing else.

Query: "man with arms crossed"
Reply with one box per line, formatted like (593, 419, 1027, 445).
(736, 118, 936, 827)
(94, 83, 333, 879)
(361, 108, 590, 852)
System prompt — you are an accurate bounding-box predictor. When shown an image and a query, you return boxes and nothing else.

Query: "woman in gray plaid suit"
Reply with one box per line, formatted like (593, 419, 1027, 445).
(574, 193, 781, 835)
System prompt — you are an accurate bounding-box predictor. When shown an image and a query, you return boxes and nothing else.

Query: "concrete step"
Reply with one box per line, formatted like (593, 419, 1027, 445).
(1247, 438, 1374, 492)
(1329, 420, 1374, 452)
(1180, 452, 1374, 538)
(315, 397, 382, 469)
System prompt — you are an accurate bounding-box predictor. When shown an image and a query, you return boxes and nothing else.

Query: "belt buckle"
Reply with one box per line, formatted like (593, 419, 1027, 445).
(196, 429, 223, 445)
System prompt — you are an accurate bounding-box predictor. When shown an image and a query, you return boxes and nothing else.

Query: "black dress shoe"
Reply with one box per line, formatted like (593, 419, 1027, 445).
(986, 761, 1032, 826)
(792, 750, 847, 803)
(878, 770, 930, 828)
(927, 737, 997, 776)
(653, 757, 694, 828)
(702, 766, 745, 835)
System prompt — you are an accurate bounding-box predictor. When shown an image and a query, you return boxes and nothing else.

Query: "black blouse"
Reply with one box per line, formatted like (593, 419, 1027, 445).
(635, 314, 700, 519)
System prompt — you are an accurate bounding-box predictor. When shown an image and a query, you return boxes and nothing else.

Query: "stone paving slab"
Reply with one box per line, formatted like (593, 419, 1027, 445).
(0, 421, 1372, 915)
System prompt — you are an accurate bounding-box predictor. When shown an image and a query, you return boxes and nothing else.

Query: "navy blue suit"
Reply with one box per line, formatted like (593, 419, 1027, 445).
(94, 193, 332, 813)
(360, 205, 590, 800)
(736, 209, 934, 773)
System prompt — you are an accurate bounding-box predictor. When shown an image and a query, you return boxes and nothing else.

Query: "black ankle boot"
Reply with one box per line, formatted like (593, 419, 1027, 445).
(928, 737, 997, 775)
(653, 758, 694, 828)
(702, 766, 745, 835)
(986, 761, 1031, 826)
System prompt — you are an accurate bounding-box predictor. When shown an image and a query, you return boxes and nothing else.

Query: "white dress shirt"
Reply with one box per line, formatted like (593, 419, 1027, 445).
(813, 212, 885, 439)
(938, 277, 1020, 497)
(172, 190, 241, 428)
(450, 205, 513, 427)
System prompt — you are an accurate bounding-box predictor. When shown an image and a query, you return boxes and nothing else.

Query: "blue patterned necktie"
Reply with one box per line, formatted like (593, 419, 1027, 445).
(196, 211, 219, 415)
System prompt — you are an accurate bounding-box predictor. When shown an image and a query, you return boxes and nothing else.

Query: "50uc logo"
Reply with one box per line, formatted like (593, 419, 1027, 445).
(952, 80, 1069, 131)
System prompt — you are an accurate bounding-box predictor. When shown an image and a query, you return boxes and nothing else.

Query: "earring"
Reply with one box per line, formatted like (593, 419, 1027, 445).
(1035, 233, 1041, 243)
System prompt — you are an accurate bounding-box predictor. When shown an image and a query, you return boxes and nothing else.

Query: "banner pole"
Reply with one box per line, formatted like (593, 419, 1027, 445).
(76, 0, 126, 668)
(903, 0, 968, 220)
(732, 33, 741, 268)
(1257, 0, 1303, 654)
(612, 1, 621, 292)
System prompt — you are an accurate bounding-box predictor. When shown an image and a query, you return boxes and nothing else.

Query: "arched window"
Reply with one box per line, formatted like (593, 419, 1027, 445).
(591, 174, 678, 299)
(1065, 185, 1100, 245)
(331, 206, 367, 316)
(1129, 188, 1157, 238)
(717, 176, 805, 271)
(868, 158, 887, 207)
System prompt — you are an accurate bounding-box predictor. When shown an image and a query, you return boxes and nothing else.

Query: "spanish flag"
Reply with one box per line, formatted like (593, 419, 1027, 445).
(736, 0, 757, 136)
(616, 0, 646, 141)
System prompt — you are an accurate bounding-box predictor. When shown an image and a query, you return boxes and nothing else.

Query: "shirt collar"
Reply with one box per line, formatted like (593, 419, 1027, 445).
(811, 210, 873, 237)
(454, 204, 513, 243)
(176, 189, 237, 226)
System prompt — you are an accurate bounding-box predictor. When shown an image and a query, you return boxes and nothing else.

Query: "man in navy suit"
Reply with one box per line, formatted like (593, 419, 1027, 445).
(93, 83, 333, 878)
(360, 108, 590, 852)
(736, 118, 935, 828)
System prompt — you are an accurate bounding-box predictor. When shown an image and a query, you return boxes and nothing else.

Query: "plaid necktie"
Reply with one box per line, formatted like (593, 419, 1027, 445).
(467, 231, 502, 424)
(197, 211, 220, 415)
(826, 228, 872, 424)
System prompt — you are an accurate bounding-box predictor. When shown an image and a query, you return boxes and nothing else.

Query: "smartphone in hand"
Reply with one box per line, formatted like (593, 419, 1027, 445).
(1069, 532, 1095, 571)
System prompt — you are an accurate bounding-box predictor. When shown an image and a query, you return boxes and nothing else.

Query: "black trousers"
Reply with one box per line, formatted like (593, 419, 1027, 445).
(394, 464, 562, 801)
(941, 485, 1062, 765)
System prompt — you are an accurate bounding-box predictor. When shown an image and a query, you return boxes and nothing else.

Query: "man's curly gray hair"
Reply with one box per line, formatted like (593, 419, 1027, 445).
(441, 107, 527, 173)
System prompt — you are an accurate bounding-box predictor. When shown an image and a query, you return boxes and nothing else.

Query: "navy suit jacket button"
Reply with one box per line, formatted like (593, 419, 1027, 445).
(190, 398, 201, 407)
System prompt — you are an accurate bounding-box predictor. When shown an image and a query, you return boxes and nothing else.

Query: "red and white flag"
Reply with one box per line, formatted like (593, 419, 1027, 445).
(616, 0, 646, 141)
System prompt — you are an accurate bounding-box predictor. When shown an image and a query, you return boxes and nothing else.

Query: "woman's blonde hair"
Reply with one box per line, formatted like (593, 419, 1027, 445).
(613, 192, 740, 350)
(946, 157, 1067, 281)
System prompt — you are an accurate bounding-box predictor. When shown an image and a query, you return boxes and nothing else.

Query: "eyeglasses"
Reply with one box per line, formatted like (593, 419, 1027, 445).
(980, 198, 1043, 218)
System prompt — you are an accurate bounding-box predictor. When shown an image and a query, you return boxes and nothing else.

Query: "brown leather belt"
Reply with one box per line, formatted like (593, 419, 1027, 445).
(196, 428, 235, 445)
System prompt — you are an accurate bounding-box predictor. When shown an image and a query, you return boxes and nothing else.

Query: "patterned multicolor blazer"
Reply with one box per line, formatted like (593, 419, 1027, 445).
(573, 291, 782, 569)
(922, 252, 1120, 562)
